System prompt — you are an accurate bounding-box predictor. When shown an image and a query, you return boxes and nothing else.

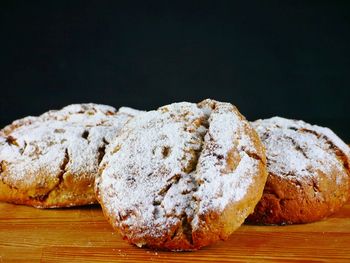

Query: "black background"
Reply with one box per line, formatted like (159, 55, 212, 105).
(1, 1, 349, 141)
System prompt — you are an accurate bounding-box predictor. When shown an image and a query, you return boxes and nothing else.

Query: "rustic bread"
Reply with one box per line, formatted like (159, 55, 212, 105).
(0, 104, 138, 208)
(96, 99, 267, 250)
(247, 117, 350, 225)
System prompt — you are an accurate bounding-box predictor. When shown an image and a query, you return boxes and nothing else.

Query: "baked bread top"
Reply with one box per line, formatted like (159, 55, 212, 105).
(247, 117, 350, 224)
(0, 103, 137, 208)
(96, 99, 267, 250)
(253, 117, 350, 182)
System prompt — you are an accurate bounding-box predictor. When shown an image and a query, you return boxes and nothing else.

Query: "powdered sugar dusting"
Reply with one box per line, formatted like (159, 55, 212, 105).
(99, 102, 206, 238)
(193, 102, 260, 223)
(252, 117, 350, 183)
(98, 100, 263, 247)
(118, 106, 144, 116)
(0, 104, 136, 196)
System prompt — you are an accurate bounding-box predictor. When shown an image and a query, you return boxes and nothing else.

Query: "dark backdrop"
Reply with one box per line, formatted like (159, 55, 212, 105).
(1, 1, 349, 141)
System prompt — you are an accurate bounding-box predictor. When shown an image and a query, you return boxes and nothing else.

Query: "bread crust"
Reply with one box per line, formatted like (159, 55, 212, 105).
(247, 117, 350, 225)
(96, 99, 267, 250)
(0, 104, 138, 208)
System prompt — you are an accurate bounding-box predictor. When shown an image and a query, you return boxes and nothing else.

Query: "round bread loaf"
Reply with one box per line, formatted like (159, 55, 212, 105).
(96, 99, 267, 250)
(0, 104, 138, 208)
(247, 117, 350, 225)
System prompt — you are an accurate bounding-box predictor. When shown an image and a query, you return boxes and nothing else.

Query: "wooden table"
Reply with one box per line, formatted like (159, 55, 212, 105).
(0, 200, 349, 263)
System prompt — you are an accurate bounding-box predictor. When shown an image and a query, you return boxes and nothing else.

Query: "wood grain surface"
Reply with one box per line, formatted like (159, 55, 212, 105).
(0, 200, 349, 263)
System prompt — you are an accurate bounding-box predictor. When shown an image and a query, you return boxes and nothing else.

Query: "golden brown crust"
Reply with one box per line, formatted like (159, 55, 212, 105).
(0, 175, 96, 208)
(247, 117, 350, 225)
(0, 104, 138, 208)
(96, 99, 267, 250)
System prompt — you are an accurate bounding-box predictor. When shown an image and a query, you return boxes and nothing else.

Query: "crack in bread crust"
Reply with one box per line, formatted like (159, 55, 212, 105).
(97, 138, 109, 165)
(301, 128, 350, 178)
(161, 115, 208, 245)
(242, 149, 264, 162)
(285, 135, 309, 159)
(29, 148, 70, 203)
